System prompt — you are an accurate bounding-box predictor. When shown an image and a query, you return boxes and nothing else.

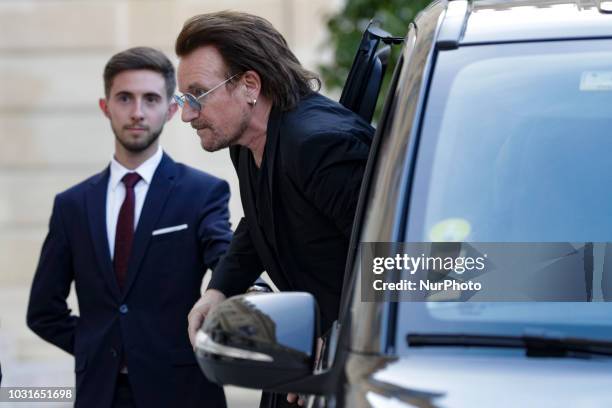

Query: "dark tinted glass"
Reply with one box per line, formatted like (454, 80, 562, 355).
(409, 39, 612, 242)
(398, 40, 612, 350)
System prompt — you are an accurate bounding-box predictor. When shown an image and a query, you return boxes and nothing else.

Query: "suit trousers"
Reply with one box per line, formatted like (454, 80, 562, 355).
(112, 374, 136, 408)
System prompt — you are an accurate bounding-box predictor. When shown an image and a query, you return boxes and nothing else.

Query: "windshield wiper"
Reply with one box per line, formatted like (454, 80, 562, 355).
(406, 333, 612, 357)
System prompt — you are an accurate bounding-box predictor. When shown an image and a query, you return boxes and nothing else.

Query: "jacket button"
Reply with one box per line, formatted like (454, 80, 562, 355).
(110, 348, 118, 358)
(119, 304, 129, 314)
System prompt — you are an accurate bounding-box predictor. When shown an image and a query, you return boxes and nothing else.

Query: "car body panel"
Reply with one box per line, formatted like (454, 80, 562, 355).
(345, 352, 612, 407)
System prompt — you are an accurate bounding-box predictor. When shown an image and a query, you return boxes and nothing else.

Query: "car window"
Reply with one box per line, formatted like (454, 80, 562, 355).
(397, 39, 612, 351)
(409, 39, 612, 242)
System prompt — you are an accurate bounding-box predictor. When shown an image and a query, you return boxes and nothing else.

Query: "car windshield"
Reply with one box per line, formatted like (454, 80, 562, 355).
(400, 39, 612, 349)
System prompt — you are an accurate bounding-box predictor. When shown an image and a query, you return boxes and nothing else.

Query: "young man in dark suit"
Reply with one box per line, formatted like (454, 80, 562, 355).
(27, 47, 230, 408)
(174, 12, 374, 407)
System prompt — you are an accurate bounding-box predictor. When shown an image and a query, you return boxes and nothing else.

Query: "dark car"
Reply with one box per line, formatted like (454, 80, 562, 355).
(194, 1, 612, 406)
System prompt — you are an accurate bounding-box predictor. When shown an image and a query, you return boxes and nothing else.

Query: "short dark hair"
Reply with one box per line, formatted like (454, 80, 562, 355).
(175, 11, 320, 111)
(103, 47, 176, 100)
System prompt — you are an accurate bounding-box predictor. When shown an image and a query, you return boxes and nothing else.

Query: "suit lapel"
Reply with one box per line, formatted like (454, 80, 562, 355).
(262, 109, 281, 256)
(238, 142, 291, 290)
(265, 108, 281, 209)
(121, 153, 176, 299)
(85, 167, 121, 299)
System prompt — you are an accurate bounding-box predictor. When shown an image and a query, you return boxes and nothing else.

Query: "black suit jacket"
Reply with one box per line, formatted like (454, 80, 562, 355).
(209, 93, 374, 332)
(27, 154, 230, 408)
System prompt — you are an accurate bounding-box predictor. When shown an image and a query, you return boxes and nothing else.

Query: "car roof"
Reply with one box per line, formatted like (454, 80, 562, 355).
(440, 0, 612, 46)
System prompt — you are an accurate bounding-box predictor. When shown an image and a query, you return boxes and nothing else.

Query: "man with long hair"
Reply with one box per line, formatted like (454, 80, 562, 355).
(175, 12, 374, 406)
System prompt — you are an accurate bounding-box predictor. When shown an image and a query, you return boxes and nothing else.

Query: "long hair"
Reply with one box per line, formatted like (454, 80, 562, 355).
(175, 11, 320, 111)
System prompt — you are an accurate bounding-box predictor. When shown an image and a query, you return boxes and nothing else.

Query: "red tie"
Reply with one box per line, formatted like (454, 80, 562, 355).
(114, 172, 141, 291)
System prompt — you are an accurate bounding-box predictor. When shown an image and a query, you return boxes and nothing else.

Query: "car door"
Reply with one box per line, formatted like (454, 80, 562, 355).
(339, 23, 399, 123)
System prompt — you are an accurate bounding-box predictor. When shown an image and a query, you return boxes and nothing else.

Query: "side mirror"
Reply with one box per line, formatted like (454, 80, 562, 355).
(195, 292, 319, 390)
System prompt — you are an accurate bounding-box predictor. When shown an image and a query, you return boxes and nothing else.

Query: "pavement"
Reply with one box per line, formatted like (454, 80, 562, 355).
(0, 285, 261, 407)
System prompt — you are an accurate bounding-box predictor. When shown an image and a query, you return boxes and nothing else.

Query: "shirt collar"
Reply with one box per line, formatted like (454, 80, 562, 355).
(109, 146, 163, 191)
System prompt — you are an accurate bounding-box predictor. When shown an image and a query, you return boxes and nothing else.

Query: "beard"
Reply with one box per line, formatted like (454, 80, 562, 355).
(193, 113, 249, 153)
(113, 123, 164, 153)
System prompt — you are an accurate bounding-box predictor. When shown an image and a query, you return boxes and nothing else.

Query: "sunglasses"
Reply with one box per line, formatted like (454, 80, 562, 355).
(174, 74, 239, 112)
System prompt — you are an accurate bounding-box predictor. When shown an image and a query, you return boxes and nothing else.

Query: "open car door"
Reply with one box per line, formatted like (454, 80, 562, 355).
(339, 22, 402, 123)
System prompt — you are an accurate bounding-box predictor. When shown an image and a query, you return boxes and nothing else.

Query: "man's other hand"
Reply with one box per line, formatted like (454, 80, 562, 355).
(188, 289, 226, 347)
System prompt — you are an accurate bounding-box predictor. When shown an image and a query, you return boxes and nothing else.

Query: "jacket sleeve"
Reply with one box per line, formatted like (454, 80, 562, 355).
(207, 217, 264, 297)
(26, 195, 78, 355)
(197, 179, 233, 271)
(291, 131, 371, 239)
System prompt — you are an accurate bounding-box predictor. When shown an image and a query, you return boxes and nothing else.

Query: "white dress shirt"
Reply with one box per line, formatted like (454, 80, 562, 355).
(106, 146, 163, 260)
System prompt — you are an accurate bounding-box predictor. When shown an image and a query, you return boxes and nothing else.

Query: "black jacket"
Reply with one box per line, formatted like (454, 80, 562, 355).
(209, 93, 374, 332)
